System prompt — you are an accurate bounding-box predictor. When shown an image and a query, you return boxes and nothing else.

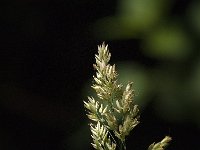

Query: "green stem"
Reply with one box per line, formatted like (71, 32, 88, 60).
(119, 139, 126, 150)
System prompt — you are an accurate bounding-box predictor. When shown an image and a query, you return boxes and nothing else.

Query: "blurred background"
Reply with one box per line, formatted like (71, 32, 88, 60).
(0, 0, 200, 149)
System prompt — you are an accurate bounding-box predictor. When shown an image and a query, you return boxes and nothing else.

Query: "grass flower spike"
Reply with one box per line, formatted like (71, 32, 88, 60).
(84, 43, 171, 150)
(148, 136, 172, 150)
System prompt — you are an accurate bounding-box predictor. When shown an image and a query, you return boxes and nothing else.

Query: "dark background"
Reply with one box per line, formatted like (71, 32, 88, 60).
(0, 0, 200, 150)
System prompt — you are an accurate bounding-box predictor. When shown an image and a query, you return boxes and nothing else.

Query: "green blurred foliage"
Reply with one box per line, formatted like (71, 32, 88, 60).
(94, 0, 171, 39)
(144, 24, 192, 60)
(91, 0, 200, 127)
(118, 0, 169, 31)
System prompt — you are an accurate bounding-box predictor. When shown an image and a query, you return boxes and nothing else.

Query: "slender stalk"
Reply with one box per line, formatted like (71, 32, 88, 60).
(118, 139, 126, 150)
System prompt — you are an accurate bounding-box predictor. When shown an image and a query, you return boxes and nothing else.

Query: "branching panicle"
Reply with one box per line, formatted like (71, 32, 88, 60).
(84, 43, 171, 150)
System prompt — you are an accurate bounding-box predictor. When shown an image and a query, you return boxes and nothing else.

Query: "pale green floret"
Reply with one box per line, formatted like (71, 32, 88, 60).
(148, 136, 172, 150)
(91, 122, 116, 150)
